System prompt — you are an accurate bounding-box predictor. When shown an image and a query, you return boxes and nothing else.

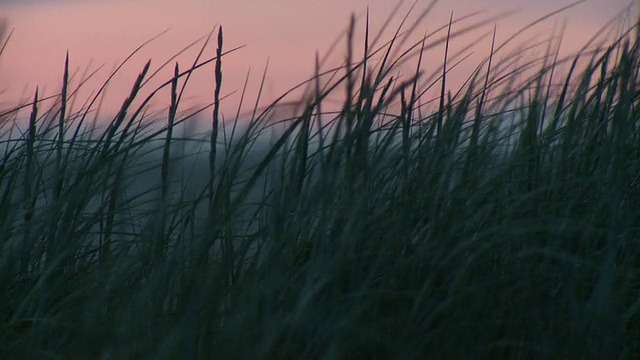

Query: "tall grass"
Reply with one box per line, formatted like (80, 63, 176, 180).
(2, 2, 640, 358)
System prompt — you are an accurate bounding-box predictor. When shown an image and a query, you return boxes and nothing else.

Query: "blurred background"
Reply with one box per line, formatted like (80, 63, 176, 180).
(0, 0, 636, 122)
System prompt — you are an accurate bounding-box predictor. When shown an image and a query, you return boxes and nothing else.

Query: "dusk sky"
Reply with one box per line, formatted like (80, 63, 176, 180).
(0, 0, 636, 121)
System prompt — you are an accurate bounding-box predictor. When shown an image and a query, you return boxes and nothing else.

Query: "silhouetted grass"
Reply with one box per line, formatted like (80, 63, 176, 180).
(2, 2, 640, 358)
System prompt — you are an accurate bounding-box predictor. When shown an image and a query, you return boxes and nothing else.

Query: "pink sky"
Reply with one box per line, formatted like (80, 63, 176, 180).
(0, 0, 636, 123)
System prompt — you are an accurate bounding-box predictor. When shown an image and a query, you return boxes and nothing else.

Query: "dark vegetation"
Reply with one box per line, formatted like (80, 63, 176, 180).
(1, 1, 640, 358)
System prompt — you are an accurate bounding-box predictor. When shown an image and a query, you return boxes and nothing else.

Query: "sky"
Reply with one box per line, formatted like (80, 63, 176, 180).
(0, 0, 637, 122)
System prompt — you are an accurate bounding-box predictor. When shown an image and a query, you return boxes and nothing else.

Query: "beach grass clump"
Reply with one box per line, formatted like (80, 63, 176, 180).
(2, 2, 640, 358)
